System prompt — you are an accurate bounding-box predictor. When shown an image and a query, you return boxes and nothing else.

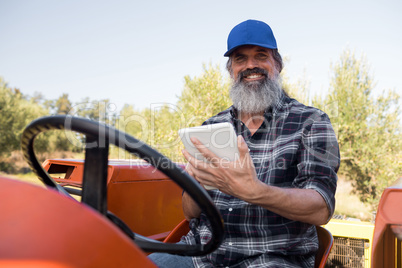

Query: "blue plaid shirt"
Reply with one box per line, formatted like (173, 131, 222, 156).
(183, 92, 340, 268)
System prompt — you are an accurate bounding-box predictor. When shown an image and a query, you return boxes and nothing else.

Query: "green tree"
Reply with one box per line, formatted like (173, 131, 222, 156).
(177, 63, 232, 128)
(38, 93, 79, 152)
(154, 63, 231, 162)
(313, 49, 402, 209)
(0, 78, 49, 171)
(30, 92, 46, 106)
(281, 57, 311, 105)
(74, 97, 116, 125)
(0, 79, 22, 157)
(54, 93, 73, 115)
(112, 104, 148, 159)
(147, 104, 184, 161)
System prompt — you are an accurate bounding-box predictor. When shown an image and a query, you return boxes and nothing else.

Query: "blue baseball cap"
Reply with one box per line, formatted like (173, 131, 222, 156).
(224, 19, 278, 57)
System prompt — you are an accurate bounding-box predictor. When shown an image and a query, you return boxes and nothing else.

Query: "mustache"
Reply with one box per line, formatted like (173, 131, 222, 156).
(238, 67, 269, 81)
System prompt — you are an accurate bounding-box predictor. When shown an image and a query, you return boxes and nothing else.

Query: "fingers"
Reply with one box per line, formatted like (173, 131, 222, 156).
(184, 158, 209, 187)
(189, 137, 221, 165)
(182, 148, 210, 172)
(185, 162, 195, 178)
(181, 134, 258, 197)
(183, 136, 250, 171)
(182, 149, 220, 189)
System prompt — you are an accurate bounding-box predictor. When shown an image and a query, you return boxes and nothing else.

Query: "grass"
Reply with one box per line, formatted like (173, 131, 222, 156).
(334, 176, 373, 221)
(3, 172, 44, 187)
(2, 172, 83, 201)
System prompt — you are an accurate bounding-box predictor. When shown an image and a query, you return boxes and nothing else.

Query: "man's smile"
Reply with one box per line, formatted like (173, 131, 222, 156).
(243, 73, 265, 81)
(239, 68, 268, 83)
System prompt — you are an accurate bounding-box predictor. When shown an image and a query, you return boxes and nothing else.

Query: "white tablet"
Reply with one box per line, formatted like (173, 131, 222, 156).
(178, 122, 239, 190)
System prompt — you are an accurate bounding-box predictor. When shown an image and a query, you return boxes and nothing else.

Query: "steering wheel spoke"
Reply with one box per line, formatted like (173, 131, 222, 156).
(82, 134, 109, 215)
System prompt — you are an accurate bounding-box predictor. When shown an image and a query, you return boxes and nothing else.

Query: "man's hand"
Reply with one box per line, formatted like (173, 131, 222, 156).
(182, 135, 263, 200)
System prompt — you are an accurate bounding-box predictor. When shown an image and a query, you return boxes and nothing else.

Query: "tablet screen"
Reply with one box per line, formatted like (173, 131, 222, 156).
(178, 122, 239, 190)
(178, 122, 239, 162)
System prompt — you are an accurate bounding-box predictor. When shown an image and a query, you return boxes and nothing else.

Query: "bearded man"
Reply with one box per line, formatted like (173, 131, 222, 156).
(149, 19, 340, 268)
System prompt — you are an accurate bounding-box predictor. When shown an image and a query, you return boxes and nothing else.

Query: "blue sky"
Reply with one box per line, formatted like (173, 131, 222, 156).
(1, 0, 401, 111)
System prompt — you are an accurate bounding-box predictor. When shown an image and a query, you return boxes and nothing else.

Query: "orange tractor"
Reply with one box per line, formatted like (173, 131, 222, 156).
(0, 115, 400, 267)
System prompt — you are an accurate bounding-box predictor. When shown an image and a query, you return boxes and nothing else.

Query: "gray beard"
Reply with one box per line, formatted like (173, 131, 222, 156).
(229, 73, 282, 114)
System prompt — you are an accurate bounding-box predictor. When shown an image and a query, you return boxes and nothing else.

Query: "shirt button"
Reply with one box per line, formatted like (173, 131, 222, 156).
(228, 208, 233, 212)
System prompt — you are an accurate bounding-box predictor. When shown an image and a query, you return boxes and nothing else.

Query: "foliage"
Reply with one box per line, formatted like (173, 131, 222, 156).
(111, 104, 151, 159)
(73, 97, 117, 125)
(281, 57, 311, 105)
(63, 97, 118, 153)
(171, 63, 232, 161)
(177, 63, 232, 128)
(0, 79, 87, 172)
(46, 93, 73, 115)
(0, 78, 49, 171)
(0, 79, 48, 155)
(313, 49, 402, 209)
(0, 79, 21, 157)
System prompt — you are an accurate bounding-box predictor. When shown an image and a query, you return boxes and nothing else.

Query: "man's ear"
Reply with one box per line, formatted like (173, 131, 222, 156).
(226, 58, 233, 75)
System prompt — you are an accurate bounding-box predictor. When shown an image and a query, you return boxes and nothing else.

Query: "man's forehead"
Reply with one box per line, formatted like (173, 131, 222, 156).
(231, 45, 272, 56)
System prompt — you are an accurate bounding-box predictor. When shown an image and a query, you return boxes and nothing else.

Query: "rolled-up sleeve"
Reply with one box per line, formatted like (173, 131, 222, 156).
(293, 112, 340, 221)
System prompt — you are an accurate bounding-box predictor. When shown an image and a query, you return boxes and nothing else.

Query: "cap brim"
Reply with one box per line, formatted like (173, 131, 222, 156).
(224, 43, 277, 57)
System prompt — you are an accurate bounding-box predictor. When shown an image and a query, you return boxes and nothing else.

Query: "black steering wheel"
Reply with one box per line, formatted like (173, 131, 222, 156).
(21, 115, 224, 256)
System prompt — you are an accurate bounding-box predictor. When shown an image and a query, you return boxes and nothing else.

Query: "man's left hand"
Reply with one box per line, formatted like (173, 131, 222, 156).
(182, 135, 263, 200)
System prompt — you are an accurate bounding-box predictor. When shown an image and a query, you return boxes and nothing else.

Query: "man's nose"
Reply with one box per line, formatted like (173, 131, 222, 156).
(246, 58, 259, 69)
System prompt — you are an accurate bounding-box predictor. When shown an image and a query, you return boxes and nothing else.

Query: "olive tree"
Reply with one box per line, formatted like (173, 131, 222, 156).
(313, 49, 401, 209)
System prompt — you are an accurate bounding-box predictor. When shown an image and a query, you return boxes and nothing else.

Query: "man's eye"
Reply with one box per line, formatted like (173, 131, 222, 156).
(257, 54, 269, 60)
(234, 56, 246, 62)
